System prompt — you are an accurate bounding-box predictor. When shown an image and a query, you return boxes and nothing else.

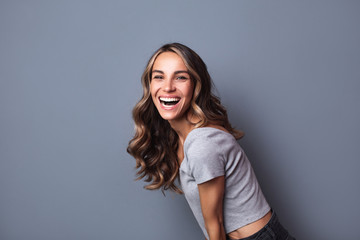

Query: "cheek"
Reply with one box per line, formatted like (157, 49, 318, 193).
(149, 83, 156, 97)
(185, 83, 194, 100)
(150, 83, 161, 105)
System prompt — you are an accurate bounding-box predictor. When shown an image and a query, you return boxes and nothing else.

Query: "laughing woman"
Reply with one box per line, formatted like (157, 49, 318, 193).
(127, 43, 294, 240)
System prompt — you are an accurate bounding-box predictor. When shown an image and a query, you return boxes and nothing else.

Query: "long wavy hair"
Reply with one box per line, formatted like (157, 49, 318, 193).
(127, 43, 243, 193)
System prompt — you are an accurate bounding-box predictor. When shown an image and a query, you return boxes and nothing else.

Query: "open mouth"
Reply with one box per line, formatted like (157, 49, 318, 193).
(159, 97, 181, 106)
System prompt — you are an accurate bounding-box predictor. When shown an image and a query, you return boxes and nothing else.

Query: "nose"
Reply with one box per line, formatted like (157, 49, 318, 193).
(164, 79, 175, 92)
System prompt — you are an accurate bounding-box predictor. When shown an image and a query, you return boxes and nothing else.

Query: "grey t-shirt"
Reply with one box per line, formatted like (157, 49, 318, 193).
(179, 127, 270, 239)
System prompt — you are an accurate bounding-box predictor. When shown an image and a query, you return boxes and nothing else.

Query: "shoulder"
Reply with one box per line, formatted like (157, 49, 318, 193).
(184, 127, 244, 164)
(183, 127, 239, 163)
(182, 127, 233, 183)
(184, 127, 237, 152)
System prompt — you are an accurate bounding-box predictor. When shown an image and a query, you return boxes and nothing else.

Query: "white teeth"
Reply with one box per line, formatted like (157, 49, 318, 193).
(159, 97, 180, 102)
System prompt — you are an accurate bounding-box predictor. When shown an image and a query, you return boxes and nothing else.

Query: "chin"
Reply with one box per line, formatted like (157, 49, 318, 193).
(159, 114, 179, 121)
(157, 110, 185, 121)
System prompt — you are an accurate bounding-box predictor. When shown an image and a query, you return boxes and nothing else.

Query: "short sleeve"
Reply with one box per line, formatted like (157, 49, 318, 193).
(186, 138, 225, 184)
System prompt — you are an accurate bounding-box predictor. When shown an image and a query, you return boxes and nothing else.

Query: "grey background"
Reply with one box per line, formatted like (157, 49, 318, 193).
(1, 1, 359, 239)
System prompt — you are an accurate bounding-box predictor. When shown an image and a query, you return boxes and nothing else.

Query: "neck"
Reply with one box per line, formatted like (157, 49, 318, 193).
(168, 113, 197, 145)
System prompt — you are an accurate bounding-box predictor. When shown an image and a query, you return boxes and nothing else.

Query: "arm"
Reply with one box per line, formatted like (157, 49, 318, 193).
(198, 176, 226, 240)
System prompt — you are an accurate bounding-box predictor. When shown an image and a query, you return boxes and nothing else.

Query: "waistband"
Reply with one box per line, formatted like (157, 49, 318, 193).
(226, 210, 288, 240)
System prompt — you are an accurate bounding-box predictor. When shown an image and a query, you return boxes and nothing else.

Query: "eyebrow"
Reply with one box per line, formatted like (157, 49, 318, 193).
(152, 70, 189, 74)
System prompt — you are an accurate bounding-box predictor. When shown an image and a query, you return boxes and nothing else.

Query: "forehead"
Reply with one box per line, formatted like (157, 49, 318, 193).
(152, 52, 187, 71)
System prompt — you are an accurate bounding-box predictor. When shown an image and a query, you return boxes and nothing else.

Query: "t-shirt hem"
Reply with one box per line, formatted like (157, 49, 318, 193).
(195, 171, 225, 184)
(225, 205, 271, 234)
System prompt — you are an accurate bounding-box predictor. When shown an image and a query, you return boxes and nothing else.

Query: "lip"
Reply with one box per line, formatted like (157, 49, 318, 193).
(159, 95, 181, 99)
(158, 95, 181, 110)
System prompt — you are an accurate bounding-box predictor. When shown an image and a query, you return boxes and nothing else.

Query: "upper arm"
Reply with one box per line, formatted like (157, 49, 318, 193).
(187, 138, 225, 184)
(198, 176, 225, 226)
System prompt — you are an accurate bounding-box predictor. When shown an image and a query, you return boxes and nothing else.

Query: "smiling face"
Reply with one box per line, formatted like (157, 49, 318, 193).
(150, 51, 194, 123)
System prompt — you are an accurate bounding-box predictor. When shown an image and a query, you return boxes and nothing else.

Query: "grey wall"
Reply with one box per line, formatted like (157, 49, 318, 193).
(1, 1, 359, 239)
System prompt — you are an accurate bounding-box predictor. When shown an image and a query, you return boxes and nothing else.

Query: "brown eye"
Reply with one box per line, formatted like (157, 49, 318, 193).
(153, 75, 163, 79)
(176, 76, 188, 80)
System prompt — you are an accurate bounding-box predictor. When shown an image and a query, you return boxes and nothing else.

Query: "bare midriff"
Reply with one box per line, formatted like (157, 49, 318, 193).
(227, 210, 272, 240)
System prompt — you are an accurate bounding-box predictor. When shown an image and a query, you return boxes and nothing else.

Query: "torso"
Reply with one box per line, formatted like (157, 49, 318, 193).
(178, 125, 271, 239)
(227, 210, 272, 239)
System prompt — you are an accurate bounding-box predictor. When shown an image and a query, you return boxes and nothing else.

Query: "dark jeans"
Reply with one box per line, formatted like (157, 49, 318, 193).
(226, 211, 295, 240)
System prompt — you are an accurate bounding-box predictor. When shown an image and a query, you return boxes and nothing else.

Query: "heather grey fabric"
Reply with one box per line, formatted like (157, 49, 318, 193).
(180, 127, 270, 239)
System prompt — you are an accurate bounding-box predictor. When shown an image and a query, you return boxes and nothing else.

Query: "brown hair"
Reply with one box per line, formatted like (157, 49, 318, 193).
(127, 43, 243, 193)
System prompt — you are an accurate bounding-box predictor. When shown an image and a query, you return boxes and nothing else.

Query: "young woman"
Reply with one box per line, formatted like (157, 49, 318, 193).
(127, 43, 294, 240)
